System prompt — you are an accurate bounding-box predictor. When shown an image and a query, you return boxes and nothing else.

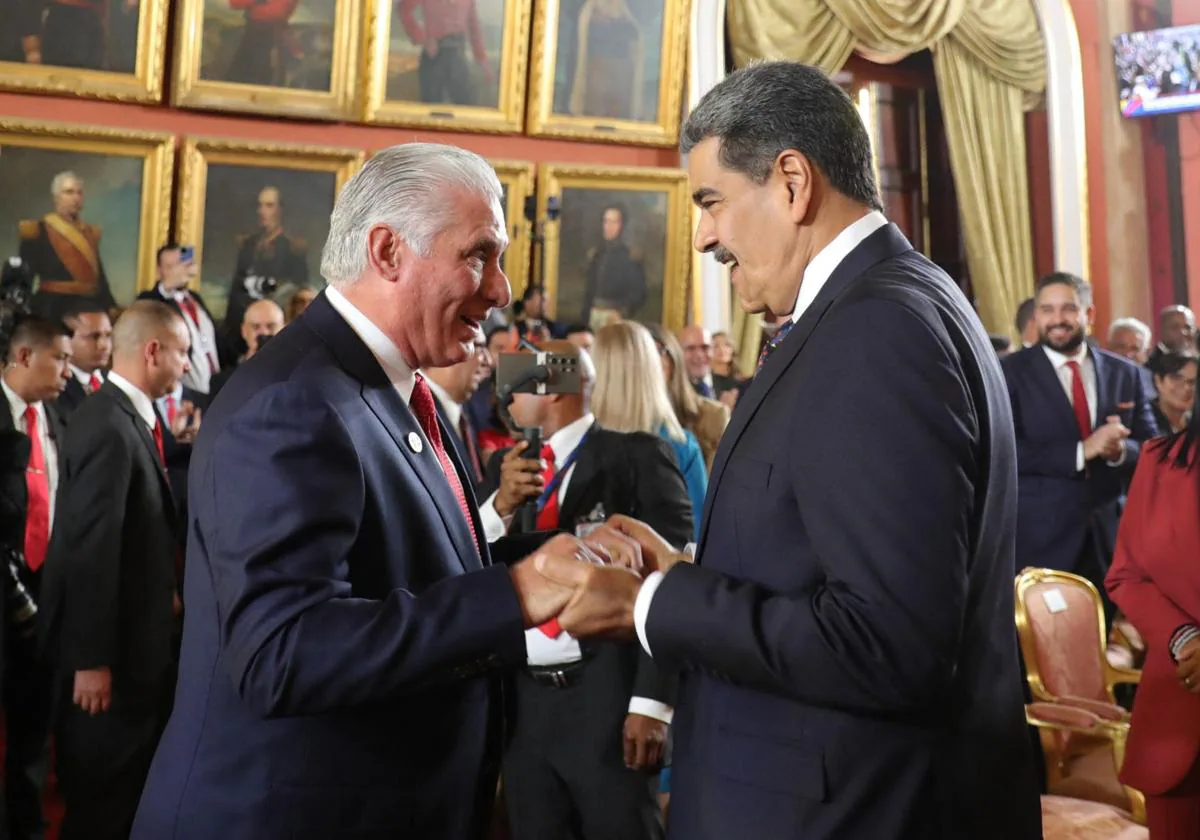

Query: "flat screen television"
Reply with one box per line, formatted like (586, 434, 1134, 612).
(1113, 24, 1200, 117)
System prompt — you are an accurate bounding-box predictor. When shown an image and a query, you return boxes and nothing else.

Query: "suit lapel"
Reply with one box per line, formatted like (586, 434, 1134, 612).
(558, 431, 599, 529)
(1028, 349, 1082, 434)
(698, 224, 912, 550)
(45, 402, 67, 473)
(1090, 346, 1111, 421)
(103, 386, 174, 502)
(305, 294, 483, 573)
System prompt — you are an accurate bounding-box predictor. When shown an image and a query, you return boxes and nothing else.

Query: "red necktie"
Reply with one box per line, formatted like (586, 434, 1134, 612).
(1065, 360, 1092, 442)
(178, 294, 219, 372)
(165, 395, 178, 427)
(88, 372, 101, 393)
(22, 407, 50, 572)
(535, 445, 561, 638)
(152, 420, 166, 465)
(409, 375, 480, 554)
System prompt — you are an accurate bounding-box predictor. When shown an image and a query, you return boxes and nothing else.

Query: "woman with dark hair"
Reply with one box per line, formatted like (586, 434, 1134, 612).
(1149, 350, 1198, 434)
(1106, 384, 1200, 836)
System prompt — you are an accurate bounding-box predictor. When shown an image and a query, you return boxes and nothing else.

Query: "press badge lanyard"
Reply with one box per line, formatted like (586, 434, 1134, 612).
(535, 429, 591, 512)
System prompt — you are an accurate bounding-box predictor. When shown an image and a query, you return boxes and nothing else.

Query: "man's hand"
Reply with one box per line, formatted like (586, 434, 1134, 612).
(581, 523, 643, 572)
(605, 514, 691, 575)
(623, 713, 668, 770)
(1177, 638, 1200, 693)
(493, 442, 544, 518)
(536, 550, 642, 639)
(73, 667, 112, 716)
(171, 401, 203, 445)
(1083, 416, 1130, 462)
(511, 534, 591, 628)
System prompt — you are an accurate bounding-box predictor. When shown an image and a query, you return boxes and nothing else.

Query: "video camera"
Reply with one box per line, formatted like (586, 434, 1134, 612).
(242, 274, 279, 301)
(0, 258, 35, 362)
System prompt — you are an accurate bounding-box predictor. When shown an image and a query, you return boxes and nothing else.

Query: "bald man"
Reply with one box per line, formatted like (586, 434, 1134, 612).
(39, 301, 191, 840)
(207, 298, 286, 399)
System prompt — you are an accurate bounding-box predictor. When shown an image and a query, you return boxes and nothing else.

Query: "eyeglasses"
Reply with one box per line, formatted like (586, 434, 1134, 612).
(1166, 372, 1198, 389)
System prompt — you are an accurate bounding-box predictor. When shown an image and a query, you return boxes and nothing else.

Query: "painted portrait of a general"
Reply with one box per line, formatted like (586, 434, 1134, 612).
(198, 0, 337, 91)
(387, 0, 506, 108)
(0, 0, 140, 74)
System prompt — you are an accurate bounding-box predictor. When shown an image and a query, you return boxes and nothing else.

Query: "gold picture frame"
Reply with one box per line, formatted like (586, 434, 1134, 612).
(176, 138, 364, 322)
(526, 0, 691, 146)
(491, 159, 535, 293)
(0, 119, 173, 311)
(171, 0, 361, 120)
(0, 0, 169, 103)
(536, 163, 690, 331)
(362, 0, 532, 133)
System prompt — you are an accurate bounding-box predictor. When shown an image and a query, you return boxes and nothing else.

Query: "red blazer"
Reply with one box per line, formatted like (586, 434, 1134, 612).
(1106, 437, 1200, 795)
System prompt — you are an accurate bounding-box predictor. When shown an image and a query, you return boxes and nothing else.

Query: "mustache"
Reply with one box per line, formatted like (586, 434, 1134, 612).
(712, 246, 736, 266)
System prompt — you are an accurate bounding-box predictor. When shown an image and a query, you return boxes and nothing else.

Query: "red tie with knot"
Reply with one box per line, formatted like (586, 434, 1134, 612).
(1065, 360, 1092, 442)
(535, 444, 562, 638)
(22, 406, 50, 572)
(409, 375, 480, 554)
(88, 372, 101, 393)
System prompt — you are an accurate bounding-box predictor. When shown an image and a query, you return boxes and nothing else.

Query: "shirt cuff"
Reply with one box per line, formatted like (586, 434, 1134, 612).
(634, 571, 665, 657)
(1075, 443, 1085, 472)
(627, 697, 674, 724)
(1105, 441, 1129, 468)
(478, 493, 510, 544)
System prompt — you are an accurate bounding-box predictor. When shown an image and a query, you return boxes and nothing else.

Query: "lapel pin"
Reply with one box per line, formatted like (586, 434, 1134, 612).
(407, 432, 424, 454)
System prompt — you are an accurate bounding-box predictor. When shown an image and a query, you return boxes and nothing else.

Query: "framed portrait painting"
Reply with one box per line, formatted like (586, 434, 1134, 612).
(175, 138, 363, 332)
(526, 0, 690, 146)
(0, 0, 169, 102)
(536, 164, 689, 331)
(0, 120, 173, 320)
(172, 0, 360, 120)
(490, 159, 535, 292)
(362, 0, 532, 133)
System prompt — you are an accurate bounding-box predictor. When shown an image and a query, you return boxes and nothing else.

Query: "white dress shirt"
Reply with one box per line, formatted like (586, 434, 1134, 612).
(1041, 344, 1125, 471)
(2, 379, 59, 531)
(161, 283, 221, 394)
(69, 364, 103, 391)
(107, 371, 158, 431)
(424, 377, 463, 434)
(633, 210, 890, 658)
(325, 286, 416, 404)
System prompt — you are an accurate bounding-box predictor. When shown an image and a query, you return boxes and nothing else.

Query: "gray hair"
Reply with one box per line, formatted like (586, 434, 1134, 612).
(51, 171, 80, 197)
(320, 143, 503, 287)
(1108, 317, 1152, 349)
(681, 60, 882, 211)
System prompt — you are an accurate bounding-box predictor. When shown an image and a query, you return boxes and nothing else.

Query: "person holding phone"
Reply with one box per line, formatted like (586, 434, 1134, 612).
(137, 244, 231, 395)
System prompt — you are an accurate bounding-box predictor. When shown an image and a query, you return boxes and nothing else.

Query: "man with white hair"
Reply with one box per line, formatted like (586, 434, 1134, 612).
(132, 143, 602, 840)
(20, 171, 116, 324)
(1107, 317, 1152, 364)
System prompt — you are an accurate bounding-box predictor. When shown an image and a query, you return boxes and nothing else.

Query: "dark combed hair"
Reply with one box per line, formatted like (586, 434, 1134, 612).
(1153, 351, 1200, 470)
(156, 242, 181, 266)
(1014, 297, 1035, 334)
(6, 314, 70, 361)
(563, 323, 592, 336)
(681, 61, 882, 212)
(1034, 271, 1092, 306)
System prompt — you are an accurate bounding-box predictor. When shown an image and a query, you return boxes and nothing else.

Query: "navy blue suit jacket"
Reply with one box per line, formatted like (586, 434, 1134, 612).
(642, 225, 1041, 839)
(1001, 344, 1158, 574)
(132, 293, 537, 840)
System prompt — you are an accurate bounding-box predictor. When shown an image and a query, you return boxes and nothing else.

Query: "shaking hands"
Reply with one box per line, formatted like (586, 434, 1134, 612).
(508, 515, 693, 640)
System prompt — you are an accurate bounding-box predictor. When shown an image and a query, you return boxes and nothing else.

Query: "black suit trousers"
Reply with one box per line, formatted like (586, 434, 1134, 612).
(4, 635, 51, 840)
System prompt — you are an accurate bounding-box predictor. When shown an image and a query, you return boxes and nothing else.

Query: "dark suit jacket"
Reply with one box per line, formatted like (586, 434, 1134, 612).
(53, 376, 88, 418)
(38, 384, 180, 698)
(132, 292, 543, 840)
(137, 286, 237, 371)
(641, 224, 1041, 840)
(481, 424, 691, 712)
(1001, 345, 1158, 574)
(433, 397, 485, 492)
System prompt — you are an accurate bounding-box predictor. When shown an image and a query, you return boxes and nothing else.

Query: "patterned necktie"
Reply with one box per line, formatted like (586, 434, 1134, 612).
(757, 319, 796, 372)
(165, 395, 178, 427)
(88, 372, 102, 393)
(22, 406, 50, 572)
(535, 445, 562, 638)
(1065, 360, 1092, 442)
(152, 419, 166, 465)
(409, 375, 480, 554)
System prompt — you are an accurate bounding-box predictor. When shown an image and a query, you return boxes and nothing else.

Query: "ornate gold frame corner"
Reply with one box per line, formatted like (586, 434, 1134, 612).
(362, 0, 532, 133)
(535, 163, 690, 330)
(0, 0, 170, 103)
(526, 0, 691, 147)
(490, 159, 536, 293)
(171, 0, 361, 120)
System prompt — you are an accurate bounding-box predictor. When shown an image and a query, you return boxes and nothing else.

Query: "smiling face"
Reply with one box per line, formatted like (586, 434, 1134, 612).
(687, 137, 811, 316)
(1035, 281, 1092, 355)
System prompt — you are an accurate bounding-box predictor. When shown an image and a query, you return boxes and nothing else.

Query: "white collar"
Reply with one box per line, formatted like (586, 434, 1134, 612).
(423, 375, 462, 430)
(790, 210, 889, 324)
(107, 371, 157, 429)
(1042, 343, 1089, 369)
(158, 282, 192, 302)
(0, 378, 38, 419)
(547, 413, 595, 464)
(70, 364, 101, 387)
(325, 285, 416, 404)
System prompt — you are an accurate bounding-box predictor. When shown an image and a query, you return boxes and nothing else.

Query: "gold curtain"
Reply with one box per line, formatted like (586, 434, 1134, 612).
(724, 0, 1045, 362)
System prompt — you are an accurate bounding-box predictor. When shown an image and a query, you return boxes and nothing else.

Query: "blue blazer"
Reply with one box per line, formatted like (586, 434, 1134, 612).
(1001, 344, 1158, 574)
(641, 225, 1041, 840)
(660, 427, 707, 541)
(132, 293, 538, 840)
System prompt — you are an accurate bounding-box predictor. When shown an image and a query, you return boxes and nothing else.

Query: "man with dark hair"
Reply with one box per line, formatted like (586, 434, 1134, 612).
(1014, 296, 1038, 348)
(40, 300, 191, 840)
(563, 323, 594, 353)
(515, 284, 563, 341)
(1147, 303, 1197, 370)
(1001, 272, 1158, 625)
(580, 204, 647, 330)
(536, 61, 1043, 839)
(57, 302, 113, 416)
(1, 315, 71, 840)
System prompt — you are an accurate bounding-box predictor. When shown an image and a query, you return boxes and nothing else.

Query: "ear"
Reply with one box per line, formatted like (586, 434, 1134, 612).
(777, 150, 815, 224)
(144, 339, 161, 367)
(366, 224, 406, 281)
(14, 346, 33, 367)
(1085, 302, 1098, 329)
